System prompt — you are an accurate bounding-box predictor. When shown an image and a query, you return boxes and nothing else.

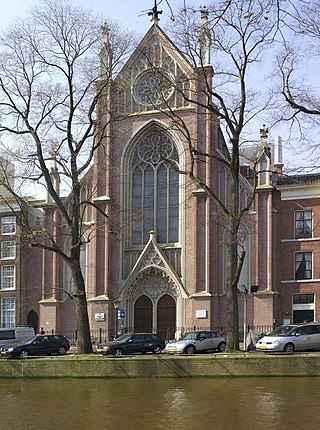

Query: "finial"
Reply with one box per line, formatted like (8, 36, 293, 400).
(101, 22, 110, 41)
(148, 0, 163, 23)
(198, 5, 211, 66)
(260, 124, 269, 140)
(99, 22, 112, 78)
(200, 5, 209, 21)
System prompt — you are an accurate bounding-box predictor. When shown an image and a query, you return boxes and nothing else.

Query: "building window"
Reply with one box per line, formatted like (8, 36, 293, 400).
(1, 216, 16, 235)
(0, 241, 16, 259)
(1, 297, 15, 327)
(0, 265, 15, 290)
(295, 210, 312, 239)
(292, 293, 314, 323)
(293, 293, 314, 304)
(295, 252, 312, 280)
(130, 128, 179, 245)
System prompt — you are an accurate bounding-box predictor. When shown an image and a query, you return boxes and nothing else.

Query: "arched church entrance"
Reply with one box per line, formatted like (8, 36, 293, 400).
(127, 269, 180, 340)
(134, 295, 152, 332)
(157, 294, 176, 340)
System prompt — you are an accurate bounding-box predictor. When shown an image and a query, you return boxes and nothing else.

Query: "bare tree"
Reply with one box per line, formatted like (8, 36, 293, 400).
(0, 0, 134, 353)
(277, 0, 320, 147)
(162, 0, 280, 350)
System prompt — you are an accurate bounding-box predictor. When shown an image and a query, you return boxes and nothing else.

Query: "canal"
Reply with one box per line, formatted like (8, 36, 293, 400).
(1, 377, 319, 429)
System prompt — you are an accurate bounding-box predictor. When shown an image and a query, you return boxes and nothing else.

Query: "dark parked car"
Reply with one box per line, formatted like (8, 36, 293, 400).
(0, 334, 70, 358)
(96, 333, 165, 357)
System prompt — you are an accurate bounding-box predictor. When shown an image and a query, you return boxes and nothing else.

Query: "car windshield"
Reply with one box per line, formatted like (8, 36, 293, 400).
(267, 325, 296, 337)
(114, 334, 133, 343)
(181, 332, 198, 341)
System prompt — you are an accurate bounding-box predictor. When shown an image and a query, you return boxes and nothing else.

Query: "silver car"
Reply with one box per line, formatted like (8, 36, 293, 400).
(165, 331, 226, 354)
(256, 323, 320, 353)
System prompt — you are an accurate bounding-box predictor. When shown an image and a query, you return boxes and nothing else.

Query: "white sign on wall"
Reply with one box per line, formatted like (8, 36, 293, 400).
(196, 310, 207, 319)
(95, 312, 105, 322)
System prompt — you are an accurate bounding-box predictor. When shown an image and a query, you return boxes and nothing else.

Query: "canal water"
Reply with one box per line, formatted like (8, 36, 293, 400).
(1, 377, 319, 430)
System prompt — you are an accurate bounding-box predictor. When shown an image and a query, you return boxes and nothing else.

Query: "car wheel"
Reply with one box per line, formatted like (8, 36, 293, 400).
(152, 346, 162, 354)
(217, 342, 226, 352)
(283, 343, 294, 353)
(184, 345, 196, 354)
(20, 350, 29, 358)
(112, 348, 123, 357)
(57, 346, 67, 355)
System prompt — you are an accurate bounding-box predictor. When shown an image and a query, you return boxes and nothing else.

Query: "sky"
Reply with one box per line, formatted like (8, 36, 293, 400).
(0, 0, 196, 34)
(0, 1, 317, 171)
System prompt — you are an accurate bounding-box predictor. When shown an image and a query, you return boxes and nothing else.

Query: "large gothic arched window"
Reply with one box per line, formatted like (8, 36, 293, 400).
(130, 128, 179, 245)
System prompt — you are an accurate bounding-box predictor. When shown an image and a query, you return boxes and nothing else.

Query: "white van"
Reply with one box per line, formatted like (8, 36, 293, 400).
(0, 327, 35, 346)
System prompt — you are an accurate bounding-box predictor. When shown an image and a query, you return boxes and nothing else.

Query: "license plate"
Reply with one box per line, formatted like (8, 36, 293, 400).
(259, 345, 266, 349)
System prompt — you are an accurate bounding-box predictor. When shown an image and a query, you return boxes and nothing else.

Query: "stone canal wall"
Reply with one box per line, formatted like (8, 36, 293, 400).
(1, 353, 320, 378)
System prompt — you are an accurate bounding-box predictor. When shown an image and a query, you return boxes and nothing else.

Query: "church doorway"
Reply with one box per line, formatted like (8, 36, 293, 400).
(157, 294, 176, 341)
(27, 310, 38, 334)
(134, 295, 152, 332)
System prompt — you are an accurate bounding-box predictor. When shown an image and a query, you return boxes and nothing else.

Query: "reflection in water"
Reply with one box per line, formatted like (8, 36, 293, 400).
(0, 377, 319, 430)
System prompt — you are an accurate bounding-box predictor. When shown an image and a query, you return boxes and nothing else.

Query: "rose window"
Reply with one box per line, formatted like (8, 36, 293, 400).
(133, 68, 174, 106)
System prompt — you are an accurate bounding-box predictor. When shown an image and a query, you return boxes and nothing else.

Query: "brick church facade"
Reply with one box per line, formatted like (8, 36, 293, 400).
(0, 15, 319, 341)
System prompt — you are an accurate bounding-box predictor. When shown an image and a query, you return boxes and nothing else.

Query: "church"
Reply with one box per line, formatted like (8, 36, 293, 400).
(1, 7, 320, 343)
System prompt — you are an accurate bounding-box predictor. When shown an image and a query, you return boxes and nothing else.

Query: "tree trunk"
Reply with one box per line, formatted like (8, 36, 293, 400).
(226, 223, 240, 351)
(72, 263, 93, 354)
(226, 138, 241, 351)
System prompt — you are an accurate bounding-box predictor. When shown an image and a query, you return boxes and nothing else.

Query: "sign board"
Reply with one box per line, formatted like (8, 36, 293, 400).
(196, 309, 207, 319)
(117, 309, 125, 319)
(95, 312, 105, 322)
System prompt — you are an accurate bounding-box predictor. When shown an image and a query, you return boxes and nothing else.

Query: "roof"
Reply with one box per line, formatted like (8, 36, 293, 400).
(276, 173, 320, 186)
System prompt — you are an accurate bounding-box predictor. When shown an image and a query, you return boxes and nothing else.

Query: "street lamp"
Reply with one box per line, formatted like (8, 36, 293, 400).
(240, 285, 249, 351)
(239, 285, 259, 351)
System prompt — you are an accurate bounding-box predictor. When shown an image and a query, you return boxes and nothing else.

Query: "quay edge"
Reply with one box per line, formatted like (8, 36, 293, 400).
(1, 354, 320, 378)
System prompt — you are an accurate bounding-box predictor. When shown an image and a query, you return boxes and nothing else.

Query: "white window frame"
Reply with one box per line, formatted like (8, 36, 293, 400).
(295, 210, 312, 239)
(1, 297, 16, 327)
(295, 251, 312, 280)
(0, 265, 16, 290)
(1, 216, 16, 235)
(0, 241, 16, 260)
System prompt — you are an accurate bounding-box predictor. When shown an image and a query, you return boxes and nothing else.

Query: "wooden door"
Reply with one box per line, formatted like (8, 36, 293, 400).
(157, 294, 176, 341)
(134, 295, 152, 333)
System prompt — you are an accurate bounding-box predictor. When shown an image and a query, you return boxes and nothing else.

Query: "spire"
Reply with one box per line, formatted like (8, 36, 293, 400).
(199, 6, 211, 66)
(257, 125, 272, 187)
(148, 0, 163, 24)
(47, 152, 60, 202)
(99, 23, 113, 78)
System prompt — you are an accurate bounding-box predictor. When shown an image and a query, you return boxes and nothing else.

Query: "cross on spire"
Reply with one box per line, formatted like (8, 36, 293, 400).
(148, 0, 163, 23)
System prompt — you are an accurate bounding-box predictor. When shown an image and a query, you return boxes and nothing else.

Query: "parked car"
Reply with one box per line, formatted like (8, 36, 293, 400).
(165, 331, 226, 354)
(96, 333, 165, 357)
(256, 323, 320, 353)
(0, 334, 70, 358)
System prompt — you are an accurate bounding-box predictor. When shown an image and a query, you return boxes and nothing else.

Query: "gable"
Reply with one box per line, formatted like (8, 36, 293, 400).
(113, 24, 195, 115)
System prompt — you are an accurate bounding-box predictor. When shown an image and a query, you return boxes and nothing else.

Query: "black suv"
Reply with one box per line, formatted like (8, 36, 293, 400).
(96, 333, 165, 357)
(0, 334, 70, 358)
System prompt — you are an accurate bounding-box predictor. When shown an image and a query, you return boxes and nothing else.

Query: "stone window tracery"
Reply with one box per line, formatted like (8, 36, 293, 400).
(130, 128, 179, 245)
(133, 68, 174, 106)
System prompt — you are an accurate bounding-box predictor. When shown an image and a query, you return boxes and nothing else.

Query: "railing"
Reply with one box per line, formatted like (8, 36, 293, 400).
(45, 324, 275, 345)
